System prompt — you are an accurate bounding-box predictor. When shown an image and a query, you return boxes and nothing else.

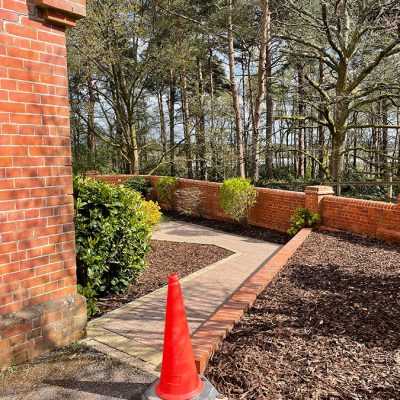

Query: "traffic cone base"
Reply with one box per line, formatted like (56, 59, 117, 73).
(155, 377, 204, 400)
(142, 376, 219, 400)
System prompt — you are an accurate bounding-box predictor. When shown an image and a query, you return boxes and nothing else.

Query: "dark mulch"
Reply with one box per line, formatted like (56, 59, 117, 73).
(96, 240, 233, 317)
(206, 230, 400, 399)
(165, 211, 290, 245)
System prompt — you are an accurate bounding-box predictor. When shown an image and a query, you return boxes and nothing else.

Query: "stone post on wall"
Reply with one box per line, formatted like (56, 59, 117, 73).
(0, 0, 87, 369)
(305, 186, 335, 214)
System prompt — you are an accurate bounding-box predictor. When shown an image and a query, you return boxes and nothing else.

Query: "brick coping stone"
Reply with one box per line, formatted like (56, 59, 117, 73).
(191, 228, 313, 373)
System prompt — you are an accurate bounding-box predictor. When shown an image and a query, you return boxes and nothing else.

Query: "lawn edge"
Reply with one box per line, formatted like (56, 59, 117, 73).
(191, 227, 313, 373)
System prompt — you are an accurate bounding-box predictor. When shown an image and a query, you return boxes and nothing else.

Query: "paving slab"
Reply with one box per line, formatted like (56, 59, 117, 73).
(86, 221, 281, 374)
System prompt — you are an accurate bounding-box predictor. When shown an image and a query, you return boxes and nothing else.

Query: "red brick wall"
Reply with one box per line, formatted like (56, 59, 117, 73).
(89, 174, 400, 242)
(0, 0, 86, 370)
(89, 174, 306, 232)
(321, 196, 400, 242)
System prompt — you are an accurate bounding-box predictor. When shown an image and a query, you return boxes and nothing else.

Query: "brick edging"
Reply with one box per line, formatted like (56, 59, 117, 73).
(191, 228, 313, 373)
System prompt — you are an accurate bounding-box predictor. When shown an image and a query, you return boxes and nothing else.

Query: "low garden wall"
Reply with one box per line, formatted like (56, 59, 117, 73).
(87, 173, 400, 242)
(322, 196, 400, 242)
(87, 174, 306, 232)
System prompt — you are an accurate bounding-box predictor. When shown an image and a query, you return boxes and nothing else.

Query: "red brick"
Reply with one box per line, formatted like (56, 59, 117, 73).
(2, 322, 33, 339)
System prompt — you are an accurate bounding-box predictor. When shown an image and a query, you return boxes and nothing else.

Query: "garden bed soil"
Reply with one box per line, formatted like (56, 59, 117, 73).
(206, 230, 400, 399)
(95, 240, 233, 317)
(165, 211, 291, 245)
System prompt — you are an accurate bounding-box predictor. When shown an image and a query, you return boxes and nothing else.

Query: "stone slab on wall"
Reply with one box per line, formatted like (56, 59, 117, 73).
(0, 0, 86, 370)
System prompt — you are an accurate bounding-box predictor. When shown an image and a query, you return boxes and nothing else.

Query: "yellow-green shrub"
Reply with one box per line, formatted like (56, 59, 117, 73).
(141, 200, 162, 227)
(220, 178, 258, 223)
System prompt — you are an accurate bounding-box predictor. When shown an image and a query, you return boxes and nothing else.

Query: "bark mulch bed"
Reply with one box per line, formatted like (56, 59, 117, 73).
(165, 211, 291, 245)
(95, 240, 233, 317)
(206, 230, 400, 399)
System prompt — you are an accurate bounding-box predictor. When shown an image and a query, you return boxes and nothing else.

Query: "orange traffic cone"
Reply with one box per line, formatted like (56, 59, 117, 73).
(155, 274, 204, 400)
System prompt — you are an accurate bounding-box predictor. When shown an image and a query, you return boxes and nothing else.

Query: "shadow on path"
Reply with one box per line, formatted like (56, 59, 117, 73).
(43, 379, 149, 400)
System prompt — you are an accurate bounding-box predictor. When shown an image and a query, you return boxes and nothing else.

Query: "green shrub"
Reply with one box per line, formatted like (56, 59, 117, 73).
(141, 200, 162, 227)
(77, 284, 99, 317)
(123, 176, 152, 199)
(220, 178, 258, 223)
(288, 207, 321, 236)
(74, 176, 152, 316)
(154, 176, 178, 208)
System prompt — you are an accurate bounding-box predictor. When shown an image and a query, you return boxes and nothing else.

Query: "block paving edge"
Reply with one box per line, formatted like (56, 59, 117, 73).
(190, 228, 313, 373)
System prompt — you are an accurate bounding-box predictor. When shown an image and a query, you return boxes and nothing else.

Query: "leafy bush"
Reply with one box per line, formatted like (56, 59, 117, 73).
(74, 176, 152, 316)
(288, 207, 321, 236)
(175, 187, 205, 217)
(141, 200, 162, 227)
(220, 178, 258, 223)
(123, 176, 152, 199)
(77, 283, 99, 317)
(154, 176, 178, 208)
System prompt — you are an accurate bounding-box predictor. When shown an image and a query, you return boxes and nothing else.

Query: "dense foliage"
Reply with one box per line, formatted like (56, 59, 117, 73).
(141, 200, 162, 227)
(154, 176, 178, 208)
(220, 178, 258, 223)
(74, 176, 152, 316)
(288, 208, 321, 236)
(123, 176, 152, 199)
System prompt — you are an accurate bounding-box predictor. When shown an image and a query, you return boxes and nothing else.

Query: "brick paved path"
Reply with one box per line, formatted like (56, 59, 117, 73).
(85, 221, 281, 374)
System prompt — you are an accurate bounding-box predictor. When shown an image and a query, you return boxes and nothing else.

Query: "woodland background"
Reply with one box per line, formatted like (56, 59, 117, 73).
(67, 0, 400, 200)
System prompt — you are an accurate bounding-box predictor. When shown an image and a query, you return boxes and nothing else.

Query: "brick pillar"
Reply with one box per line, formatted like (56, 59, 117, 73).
(0, 0, 86, 370)
(305, 185, 334, 213)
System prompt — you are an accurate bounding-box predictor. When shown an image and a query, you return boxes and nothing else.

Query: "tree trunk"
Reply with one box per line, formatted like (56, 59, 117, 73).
(157, 89, 167, 157)
(87, 70, 95, 152)
(129, 124, 139, 175)
(227, 0, 245, 178)
(329, 128, 345, 182)
(318, 61, 325, 179)
(168, 70, 176, 176)
(209, 49, 219, 181)
(297, 65, 305, 179)
(251, 0, 269, 182)
(246, 51, 254, 177)
(397, 108, 400, 178)
(265, 31, 273, 180)
(381, 99, 389, 179)
(181, 70, 193, 179)
(197, 58, 207, 180)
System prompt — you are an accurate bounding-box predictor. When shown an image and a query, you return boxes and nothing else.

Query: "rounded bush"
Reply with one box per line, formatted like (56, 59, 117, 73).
(141, 200, 162, 227)
(74, 176, 152, 304)
(220, 178, 258, 223)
